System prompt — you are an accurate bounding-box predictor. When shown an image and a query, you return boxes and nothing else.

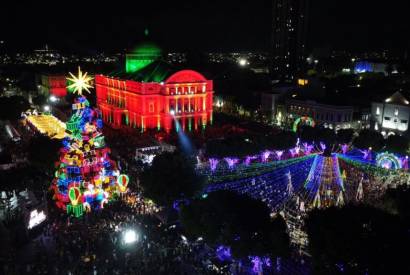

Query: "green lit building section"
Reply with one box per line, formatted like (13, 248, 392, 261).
(125, 42, 162, 73)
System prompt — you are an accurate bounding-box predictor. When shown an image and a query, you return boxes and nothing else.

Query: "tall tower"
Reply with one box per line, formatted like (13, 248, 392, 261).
(272, 0, 309, 82)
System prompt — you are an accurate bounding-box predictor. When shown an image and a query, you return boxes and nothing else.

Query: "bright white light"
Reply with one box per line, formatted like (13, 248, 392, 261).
(28, 209, 46, 229)
(43, 105, 50, 112)
(181, 235, 188, 244)
(238, 58, 248, 66)
(49, 95, 58, 102)
(170, 109, 175, 116)
(123, 229, 138, 244)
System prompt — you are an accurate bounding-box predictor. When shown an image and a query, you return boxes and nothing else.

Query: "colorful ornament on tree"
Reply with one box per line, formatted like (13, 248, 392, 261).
(51, 67, 129, 217)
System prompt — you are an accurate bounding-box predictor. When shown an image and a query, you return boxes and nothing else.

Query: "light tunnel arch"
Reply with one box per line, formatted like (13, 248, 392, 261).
(293, 116, 315, 132)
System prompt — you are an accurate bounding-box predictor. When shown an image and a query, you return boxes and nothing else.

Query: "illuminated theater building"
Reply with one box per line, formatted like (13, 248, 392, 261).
(95, 43, 213, 132)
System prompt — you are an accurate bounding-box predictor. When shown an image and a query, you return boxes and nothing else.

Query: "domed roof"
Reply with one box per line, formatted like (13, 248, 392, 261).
(130, 41, 161, 56)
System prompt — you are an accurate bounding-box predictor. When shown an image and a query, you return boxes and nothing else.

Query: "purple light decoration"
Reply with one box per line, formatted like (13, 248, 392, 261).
(276, 257, 282, 272)
(320, 142, 326, 151)
(289, 148, 296, 158)
(209, 158, 219, 171)
(275, 150, 284, 160)
(216, 245, 232, 261)
(261, 150, 271, 162)
(303, 142, 313, 155)
(360, 149, 371, 160)
(263, 257, 272, 267)
(341, 144, 349, 154)
(250, 256, 263, 274)
(244, 155, 258, 166)
(403, 156, 409, 170)
(224, 157, 239, 169)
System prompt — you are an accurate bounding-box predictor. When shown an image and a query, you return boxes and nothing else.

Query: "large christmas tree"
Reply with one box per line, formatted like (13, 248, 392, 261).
(52, 67, 129, 217)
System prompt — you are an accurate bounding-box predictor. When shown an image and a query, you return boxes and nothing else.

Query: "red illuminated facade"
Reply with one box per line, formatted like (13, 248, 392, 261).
(95, 70, 213, 132)
(39, 74, 67, 97)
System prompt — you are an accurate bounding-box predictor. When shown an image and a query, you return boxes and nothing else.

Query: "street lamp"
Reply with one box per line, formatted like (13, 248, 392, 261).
(49, 95, 58, 102)
(123, 229, 138, 244)
(238, 58, 248, 67)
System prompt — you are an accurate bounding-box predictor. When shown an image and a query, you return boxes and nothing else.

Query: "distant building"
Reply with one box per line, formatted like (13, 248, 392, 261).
(135, 143, 176, 165)
(272, 0, 309, 81)
(354, 61, 390, 75)
(286, 99, 354, 130)
(38, 74, 67, 97)
(371, 91, 410, 134)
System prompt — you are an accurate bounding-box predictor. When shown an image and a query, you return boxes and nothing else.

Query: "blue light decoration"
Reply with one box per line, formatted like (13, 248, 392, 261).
(209, 158, 219, 172)
(216, 245, 232, 262)
(376, 152, 402, 170)
(354, 61, 373, 73)
(224, 157, 239, 169)
(207, 156, 315, 211)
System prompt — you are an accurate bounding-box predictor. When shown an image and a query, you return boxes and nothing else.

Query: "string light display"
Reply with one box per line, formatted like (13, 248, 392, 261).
(51, 68, 128, 217)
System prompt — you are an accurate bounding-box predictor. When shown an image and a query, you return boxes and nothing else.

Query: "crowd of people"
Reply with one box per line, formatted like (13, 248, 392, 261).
(5, 199, 221, 275)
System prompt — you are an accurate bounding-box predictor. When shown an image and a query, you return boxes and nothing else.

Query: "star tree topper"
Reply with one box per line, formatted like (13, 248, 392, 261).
(67, 67, 93, 96)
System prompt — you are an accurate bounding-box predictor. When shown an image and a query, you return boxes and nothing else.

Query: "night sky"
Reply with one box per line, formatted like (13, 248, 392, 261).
(0, 0, 409, 53)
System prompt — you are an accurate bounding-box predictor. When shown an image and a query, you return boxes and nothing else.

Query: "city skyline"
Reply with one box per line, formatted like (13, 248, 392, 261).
(1, 0, 410, 53)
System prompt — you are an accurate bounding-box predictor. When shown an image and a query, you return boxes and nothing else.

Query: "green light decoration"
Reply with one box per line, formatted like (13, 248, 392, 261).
(67, 204, 84, 218)
(66, 114, 82, 132)
(67, 186, 84, 217)
(68, 187, 81, 205)
(93, 136, 105, 148)
(125, 42, 162, 73)
(337, 154, 393, 177)
(292, 116, 315, 132)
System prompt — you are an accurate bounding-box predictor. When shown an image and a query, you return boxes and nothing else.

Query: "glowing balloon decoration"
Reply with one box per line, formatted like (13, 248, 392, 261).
(68, 187, 81, 206)
(117, 174, 129, 193)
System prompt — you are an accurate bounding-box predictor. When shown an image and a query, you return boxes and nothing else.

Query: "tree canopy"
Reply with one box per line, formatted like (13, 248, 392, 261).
(305, 205, 409, 274)
(379, 185, 410, 226)
(384, 135, 409, 155)
(140, 151, 206, 207)
(336, 128, 354, 144)
(353, 129, 384, 151)
(27, 134, 60, 173)
(205, 131, 297, 158)
(180, 190, 290, 258)
(0, 96, 30, 121)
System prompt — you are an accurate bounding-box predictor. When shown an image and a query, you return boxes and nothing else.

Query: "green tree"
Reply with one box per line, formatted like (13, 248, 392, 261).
(27, 134, 60, 174)
(305, 205, 409, 274)
(0, 96, 30, 121)
(379, 185, 410, 226)
(353, 129, 384, 151)
(267, 131, 297, 150)
(180, 190, 290, 258)
(140, 151, 206, 207)
(384, 135, 409, 155)
(336, 129, 354, 144)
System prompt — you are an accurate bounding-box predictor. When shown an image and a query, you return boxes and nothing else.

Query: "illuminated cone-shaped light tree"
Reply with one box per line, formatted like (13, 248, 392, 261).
(52, 67, 128, 217)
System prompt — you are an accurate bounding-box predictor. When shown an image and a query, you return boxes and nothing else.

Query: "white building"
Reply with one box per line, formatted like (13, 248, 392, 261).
(371, 91, 410, 135)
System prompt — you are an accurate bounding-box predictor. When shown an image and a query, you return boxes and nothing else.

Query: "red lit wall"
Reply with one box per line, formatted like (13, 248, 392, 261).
(41, 75, 67, 97)
(95, 70, 213, 132)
